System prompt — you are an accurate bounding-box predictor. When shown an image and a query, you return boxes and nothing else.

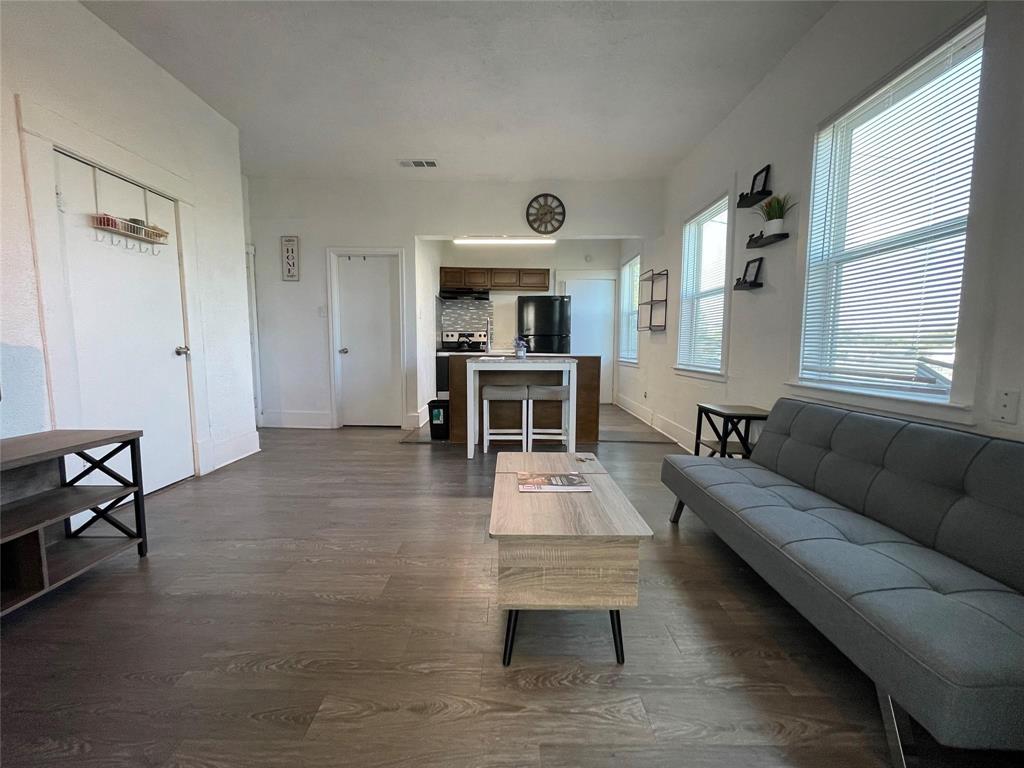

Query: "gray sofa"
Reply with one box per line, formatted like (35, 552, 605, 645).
(661, 397, 1024, 762)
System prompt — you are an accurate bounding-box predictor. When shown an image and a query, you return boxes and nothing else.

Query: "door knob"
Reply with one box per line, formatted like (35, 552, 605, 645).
(339, 347, 350, 354)
(175, 345, 191, 356)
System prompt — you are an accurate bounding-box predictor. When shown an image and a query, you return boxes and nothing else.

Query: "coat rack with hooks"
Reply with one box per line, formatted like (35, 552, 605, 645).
(90, 213, 168, 256)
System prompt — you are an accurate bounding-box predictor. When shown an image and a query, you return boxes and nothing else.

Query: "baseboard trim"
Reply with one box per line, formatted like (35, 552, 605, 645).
(615, 394, 653, 424)
(213, 430, 261, 471)
(613, 395, 692, 453)
(260, 410, 334, 429)
(406, 406, 428, 431)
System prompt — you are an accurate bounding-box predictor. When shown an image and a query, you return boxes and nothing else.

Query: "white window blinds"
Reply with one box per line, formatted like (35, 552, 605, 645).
(800, 19, 985, 401)
(678, 197, 729, 372)
(619, 255, 640, 362)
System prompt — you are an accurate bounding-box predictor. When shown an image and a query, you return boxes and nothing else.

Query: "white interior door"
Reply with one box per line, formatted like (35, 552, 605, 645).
(563, 277, 616, 403)
(334, 253, 402, 426)
(56, 153, 195, 491)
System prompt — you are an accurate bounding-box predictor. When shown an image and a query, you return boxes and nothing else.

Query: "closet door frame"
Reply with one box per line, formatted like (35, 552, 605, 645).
(16, 95, 211, 475)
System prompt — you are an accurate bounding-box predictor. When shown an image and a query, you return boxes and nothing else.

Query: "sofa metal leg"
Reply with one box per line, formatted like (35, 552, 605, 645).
(670, 499, 685, 524)
(877, 686, 915, 768)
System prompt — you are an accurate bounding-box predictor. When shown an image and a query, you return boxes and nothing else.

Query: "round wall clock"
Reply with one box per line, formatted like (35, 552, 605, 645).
(526, 193, 566, 234)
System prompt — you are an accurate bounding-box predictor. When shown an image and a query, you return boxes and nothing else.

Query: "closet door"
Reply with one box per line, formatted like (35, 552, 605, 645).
(56, 153, 194, 491)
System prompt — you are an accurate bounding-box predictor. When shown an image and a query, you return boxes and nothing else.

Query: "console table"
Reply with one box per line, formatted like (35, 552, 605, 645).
(693, 403, 769, 458)
(1, 429, 148, 615)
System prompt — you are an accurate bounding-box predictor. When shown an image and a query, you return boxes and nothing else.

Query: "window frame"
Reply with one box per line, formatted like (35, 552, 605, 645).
(795, 17, 985, 406)
(675, 194, 732, 377)
(617, 254, 640, 364)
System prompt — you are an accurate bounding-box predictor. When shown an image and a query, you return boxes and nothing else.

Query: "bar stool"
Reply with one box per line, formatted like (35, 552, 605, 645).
(527, 384, 570, 451)
(482, 384, 529, 453)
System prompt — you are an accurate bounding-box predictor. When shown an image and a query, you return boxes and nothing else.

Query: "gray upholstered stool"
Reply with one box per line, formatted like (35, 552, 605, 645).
(481, 384, 528, 453)
(527, 384, 570, 451)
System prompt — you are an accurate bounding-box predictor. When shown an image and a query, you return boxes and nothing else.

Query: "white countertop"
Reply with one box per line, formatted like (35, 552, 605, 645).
(437, 350, 582, 357)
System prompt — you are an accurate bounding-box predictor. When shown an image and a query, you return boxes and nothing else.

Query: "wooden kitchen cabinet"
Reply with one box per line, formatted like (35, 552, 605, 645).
(440, 267, 466, 288)
(463, 268, 491, 288)
(518, 269, 550, 290)
(489, 268, 521, 288)
(438, 266, 550, 291)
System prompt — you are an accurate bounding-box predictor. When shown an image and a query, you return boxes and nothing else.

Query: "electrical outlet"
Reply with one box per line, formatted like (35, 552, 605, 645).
(643, 391, 648, 399)
(995, 389, 1020, 424)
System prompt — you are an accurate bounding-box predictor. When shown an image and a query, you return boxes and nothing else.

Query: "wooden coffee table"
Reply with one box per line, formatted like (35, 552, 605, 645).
(489, 452, 653, 665)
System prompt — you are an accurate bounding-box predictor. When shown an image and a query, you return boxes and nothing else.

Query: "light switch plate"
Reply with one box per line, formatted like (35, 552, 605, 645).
(995, 389, 1020, 424)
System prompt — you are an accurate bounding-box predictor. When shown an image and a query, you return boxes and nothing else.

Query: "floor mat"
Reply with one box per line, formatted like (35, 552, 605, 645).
(401, 405, 675, 445)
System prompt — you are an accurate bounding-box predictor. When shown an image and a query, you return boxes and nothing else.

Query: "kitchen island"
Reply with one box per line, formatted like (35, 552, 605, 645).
(446, 354, 600, 452)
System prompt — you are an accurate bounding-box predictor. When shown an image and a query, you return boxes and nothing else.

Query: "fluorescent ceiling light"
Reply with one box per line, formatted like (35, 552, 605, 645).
(452, 237, 557, 246)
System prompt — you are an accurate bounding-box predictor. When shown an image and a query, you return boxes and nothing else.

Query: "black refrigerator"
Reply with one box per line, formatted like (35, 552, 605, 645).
(517, 295, 571, 353)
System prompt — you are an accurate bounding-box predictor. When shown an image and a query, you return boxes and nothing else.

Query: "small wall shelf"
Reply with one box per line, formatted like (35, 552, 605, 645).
(736, 191, 773, 209)
(733, 281, 764, 291)
(746, 232, 789, 249)
(90, 213, 169, 246)
(638, 269, 668, 332)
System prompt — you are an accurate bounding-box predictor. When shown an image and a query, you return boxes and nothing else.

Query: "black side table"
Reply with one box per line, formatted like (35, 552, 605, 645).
(694, 403, 769, 459)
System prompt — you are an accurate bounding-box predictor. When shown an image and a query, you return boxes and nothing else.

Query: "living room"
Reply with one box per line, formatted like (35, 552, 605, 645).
(1, 2, 1022, 767)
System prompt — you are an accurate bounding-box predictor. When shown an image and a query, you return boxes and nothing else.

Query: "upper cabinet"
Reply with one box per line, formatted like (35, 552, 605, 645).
(518, 269, 550, 290)
(489, 268, 521, 288)
(464, 268, 491, 288)
(438, 267, 549, 292)
(440, 267, 466, 288)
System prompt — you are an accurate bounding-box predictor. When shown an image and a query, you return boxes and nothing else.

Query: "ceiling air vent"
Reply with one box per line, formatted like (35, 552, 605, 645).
(398, 159, 438, 168)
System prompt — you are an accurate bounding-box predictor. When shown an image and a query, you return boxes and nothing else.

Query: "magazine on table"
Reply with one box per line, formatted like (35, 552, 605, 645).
(517, 472, 592, 493)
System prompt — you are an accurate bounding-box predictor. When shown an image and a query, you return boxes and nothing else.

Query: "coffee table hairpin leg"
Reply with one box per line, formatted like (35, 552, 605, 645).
(610, 610, 625, 664)
(502, 610, 519, 666)
(501, 609, 626, 666)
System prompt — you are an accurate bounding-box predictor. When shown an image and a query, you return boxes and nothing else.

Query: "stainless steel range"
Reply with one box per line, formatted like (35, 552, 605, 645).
(441, 330, 488, 352)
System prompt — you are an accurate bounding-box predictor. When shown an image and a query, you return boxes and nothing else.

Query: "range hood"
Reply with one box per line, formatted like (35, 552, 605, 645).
(439, 288, 490, 301)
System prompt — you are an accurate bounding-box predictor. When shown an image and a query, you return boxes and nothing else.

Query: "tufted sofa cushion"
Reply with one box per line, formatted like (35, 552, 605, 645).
(751, 399, 1024, 592)
(661, 399, 1024, 751)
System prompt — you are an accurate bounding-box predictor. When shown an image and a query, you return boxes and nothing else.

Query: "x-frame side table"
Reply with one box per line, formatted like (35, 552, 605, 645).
(693, 403, 769, 459)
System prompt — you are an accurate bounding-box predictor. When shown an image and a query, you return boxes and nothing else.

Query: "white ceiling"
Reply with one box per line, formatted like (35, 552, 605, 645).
(85, 1, 832, 181)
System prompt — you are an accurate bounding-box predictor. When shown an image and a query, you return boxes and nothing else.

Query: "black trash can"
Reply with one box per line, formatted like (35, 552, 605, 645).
(428, 399, 450, 440)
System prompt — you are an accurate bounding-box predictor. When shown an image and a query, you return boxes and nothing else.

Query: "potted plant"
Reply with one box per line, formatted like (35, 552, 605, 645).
(755, 194, 796, 236)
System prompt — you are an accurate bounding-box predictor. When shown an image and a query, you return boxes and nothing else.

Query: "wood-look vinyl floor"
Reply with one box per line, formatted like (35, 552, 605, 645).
(1, 429, 1015, 767)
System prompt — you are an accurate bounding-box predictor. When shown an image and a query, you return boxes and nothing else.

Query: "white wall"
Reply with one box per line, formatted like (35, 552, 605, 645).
(439, 239, 622, 348)
(414, 238, 443, 421)
(0, 1, 258, 470)
(248, 178, 663, 429)
(618, 1, 1024, 445)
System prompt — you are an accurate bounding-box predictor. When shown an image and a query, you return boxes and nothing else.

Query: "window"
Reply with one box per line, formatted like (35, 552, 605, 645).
(618, 255, 640, 362)
(677, 197, 729, 373)
(800, 19, 985, 401)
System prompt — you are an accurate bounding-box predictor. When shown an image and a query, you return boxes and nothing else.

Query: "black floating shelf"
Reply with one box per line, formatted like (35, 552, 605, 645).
(736, 191, 772, 209)
(746, 232, 789, 249)
(638, 299, 667, 307)
(639, 324, 667, 332)
(733, 281, 764, 291)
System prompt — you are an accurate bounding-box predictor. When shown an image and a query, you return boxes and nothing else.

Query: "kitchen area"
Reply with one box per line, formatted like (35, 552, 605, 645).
(429, 249, 614, 451)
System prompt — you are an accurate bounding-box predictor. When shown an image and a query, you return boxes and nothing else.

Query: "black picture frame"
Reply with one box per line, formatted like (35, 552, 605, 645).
(750, 164, 770, 196)
(742, 256, 763, 284)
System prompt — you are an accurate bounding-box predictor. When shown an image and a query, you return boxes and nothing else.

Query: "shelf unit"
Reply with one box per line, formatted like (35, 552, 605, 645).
(638, 269, 668, 332)
(1, 429, 148, 616)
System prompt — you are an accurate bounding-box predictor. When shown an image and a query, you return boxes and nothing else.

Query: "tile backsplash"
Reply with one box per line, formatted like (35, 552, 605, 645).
(440, 299, 493, 332)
